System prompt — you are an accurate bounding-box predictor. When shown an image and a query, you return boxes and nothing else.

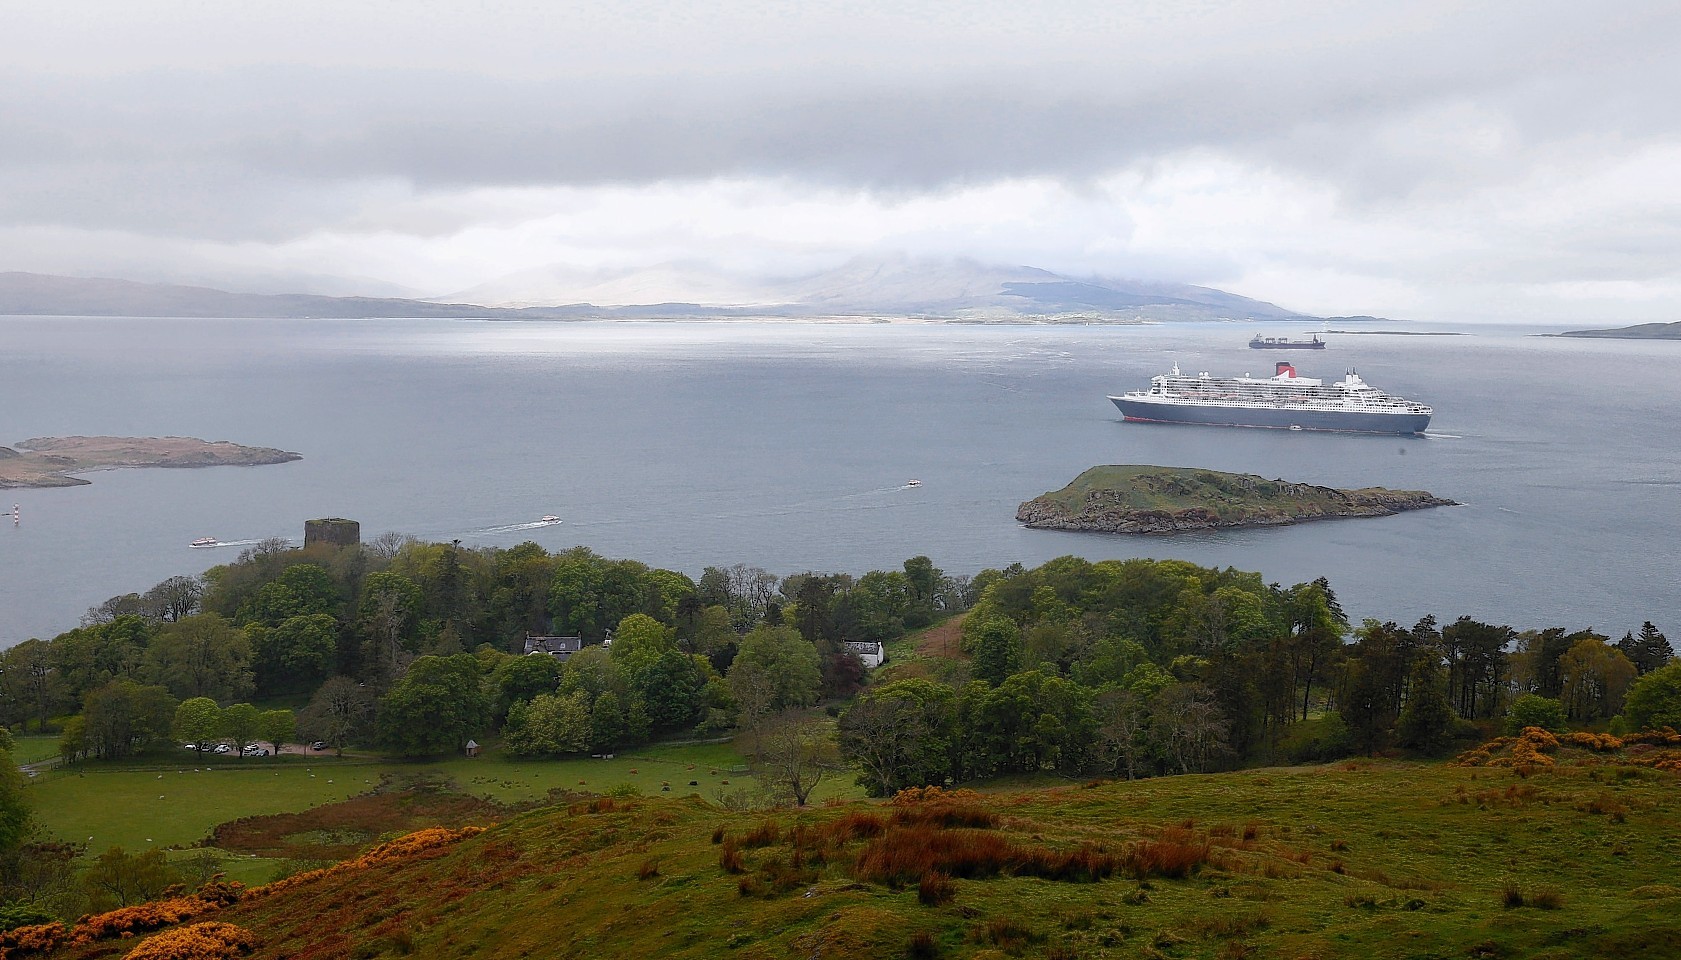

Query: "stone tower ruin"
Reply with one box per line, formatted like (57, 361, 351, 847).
(304, 517, 361, 549)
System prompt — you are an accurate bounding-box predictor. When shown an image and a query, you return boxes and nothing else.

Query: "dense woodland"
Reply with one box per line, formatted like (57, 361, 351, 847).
(1, 537, 1677, 795)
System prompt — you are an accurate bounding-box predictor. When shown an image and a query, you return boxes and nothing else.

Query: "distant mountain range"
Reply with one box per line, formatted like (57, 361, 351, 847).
(0, 258, 1356, 322)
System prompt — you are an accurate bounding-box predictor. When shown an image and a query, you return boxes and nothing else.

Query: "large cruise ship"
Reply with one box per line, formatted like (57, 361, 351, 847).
(1109, 361, 1432, 434)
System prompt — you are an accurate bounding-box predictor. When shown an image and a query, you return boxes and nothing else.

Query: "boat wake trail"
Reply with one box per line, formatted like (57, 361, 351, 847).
(476, 519, 565, 535)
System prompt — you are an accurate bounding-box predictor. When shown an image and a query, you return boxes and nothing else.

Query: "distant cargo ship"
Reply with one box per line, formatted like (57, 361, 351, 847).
(1249, 333, 1326, 349)
(1108, 362, 1432, 434)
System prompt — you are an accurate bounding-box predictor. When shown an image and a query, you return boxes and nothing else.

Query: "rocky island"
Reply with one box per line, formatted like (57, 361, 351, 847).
(0, 436, 302, 488)
(1017, 464, 1456, 534)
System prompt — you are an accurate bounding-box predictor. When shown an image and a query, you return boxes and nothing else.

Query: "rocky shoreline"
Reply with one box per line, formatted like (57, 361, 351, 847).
(1017, 465, 1456, 535)
(0, 436, 302, 488)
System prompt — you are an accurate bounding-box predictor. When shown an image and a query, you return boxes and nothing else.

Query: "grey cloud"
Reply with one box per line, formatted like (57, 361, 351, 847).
(1, 2, 1677, 242)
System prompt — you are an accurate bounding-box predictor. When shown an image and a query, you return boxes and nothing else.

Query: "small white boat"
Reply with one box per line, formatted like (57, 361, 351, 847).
(189, 537, 219, 548)
(904, 479, 922, 487)
(538, 515, 563, 524)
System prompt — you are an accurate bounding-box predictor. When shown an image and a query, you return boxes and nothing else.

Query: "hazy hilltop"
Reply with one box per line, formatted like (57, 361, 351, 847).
(0, 272, 559, 320)
(0, 257, 1330, 322)
(446, 254, 1308, 320)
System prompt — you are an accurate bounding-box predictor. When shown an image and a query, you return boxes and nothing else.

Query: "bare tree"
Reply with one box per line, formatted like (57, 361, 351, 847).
(751, 711, 839, 807)
(81, 593, 151, 626)
(1150, 682, 1232, 774)
(1094, 687, 1150, 780)
(144, 576, 204, 622)
(364, 531, 417, 564)
(296, 676, 375, 755)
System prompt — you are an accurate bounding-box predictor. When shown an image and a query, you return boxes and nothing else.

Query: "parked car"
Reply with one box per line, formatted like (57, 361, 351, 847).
(182, 742, 198, 750)
(213, 744, 231, 754)
(310, 741, 327, 751)
(241, 745, 267, 757)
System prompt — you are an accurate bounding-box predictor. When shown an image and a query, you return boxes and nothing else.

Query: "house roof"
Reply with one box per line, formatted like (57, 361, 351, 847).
(524, 634, 584, 656)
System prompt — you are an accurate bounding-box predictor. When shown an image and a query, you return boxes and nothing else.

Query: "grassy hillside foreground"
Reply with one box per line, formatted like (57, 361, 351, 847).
(19, 751, 1681, 960)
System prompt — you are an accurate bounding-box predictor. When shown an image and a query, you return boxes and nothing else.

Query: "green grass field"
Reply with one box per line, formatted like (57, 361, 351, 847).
(21, 735, 863, 885)
(8, 733, 60, 765)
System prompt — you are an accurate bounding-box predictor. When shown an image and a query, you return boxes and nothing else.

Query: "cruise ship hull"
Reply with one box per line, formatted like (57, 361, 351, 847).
(1109, 396, 1430, 435)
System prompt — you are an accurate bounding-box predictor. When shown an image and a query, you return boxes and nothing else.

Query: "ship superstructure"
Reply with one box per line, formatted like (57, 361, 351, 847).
(1108, 362, 1432, 434)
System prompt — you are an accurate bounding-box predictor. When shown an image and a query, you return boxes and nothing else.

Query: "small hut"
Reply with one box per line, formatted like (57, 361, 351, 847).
(464, 739, 480, 758)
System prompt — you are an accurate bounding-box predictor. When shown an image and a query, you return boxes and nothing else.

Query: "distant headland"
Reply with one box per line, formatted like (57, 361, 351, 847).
(0, 436, 302, 488)
(1554, 321, 1681, 340)
(1017, 465, 1456, 534)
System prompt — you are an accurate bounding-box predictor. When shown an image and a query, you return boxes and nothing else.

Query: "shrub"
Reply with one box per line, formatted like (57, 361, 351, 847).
(123, 921, 258, 960)
(1501, 883, 1526, 909)
(0, 922, 69, 957)
(1504, 697, 1567, 736)
(742, 821, 783, 848)
(978, 917, 1036, 951)
(1530, 887, 1565, 910)
(855, 826, 1016, 885)
(907, 931, 939, 959)
(1121, 828, 1211, 880)
(890, 804, 999, 830)
(918, 871, 955, 906)
(637, 859, 659, 880)
(719, 842, 745, 874)
(822, 811, 887, 843)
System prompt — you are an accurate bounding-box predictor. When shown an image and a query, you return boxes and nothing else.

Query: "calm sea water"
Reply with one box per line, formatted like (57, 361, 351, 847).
(2, 317, 1678, 646)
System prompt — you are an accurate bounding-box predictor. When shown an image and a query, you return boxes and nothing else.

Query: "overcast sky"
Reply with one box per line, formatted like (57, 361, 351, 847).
(5, 1, 1680, 321)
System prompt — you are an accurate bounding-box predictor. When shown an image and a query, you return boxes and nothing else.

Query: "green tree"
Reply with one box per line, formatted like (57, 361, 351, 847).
(142, 613, 253, 703)
(1397, 658, 1455, 752)
(359, 571, 424, 681)
(377, 655, 490, 756)
(489, 654, 562, 724)
(1617, 622, 1675, 675)
(1504, 693, 1568, 735)
(81, 680, 176, 760)
(727, 624, 821, 727)
(250, 613, 339, 696)
(609, 613, 675, 665)
(1622, 660, 1681, 731)
(0, 639, 62, 733)
(969, 617, 1021, 686)
(1558, 637, 1636, 721)
(220, 703, 263, 754)
(838, 679, 955, 796)
(48, 616, 154, 703)
(172, 697, 223, 757)
(1442, 617, 1513, 719)
(690, 605, 738, 671)
(590, 690, 627, 752)
(624, 650, 711, 733)
(242, 563, 340, 625)
(557, 645, 625, 701)
(0, 749, 29, 863)
(504, 690, 592, 756)
(259, 709, 296, 752)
